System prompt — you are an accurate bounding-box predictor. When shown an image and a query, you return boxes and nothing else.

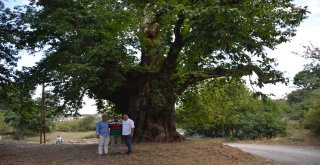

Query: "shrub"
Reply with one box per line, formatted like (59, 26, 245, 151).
(78, 116, 97, 131)
(55, 120, 77, 132)
(54, 115, 98, 132)
(237, 111, 287, 139)
(303, 108, 320, 135)
(0, 112, 13, 134)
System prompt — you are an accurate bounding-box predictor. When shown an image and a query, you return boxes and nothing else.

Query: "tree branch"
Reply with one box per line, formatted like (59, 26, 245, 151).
(161, 13, 185, 77)
(176, 63, 286, 94)
(176, 67, 227, 94)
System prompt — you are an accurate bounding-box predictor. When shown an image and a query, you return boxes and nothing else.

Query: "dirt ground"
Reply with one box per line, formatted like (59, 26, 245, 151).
(0, 139, 274, 165)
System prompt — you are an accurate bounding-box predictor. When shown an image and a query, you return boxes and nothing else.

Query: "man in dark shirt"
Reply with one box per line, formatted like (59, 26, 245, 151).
(109, 115, 122, 155)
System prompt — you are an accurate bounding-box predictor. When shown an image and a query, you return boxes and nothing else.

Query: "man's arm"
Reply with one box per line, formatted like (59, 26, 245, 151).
(96, 122, 100, 138)
(131, 128, 134, 136)
(130, 120, 135, 136)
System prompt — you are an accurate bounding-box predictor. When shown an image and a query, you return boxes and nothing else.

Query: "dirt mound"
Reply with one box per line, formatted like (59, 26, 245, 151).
(0, 139, 272, 165)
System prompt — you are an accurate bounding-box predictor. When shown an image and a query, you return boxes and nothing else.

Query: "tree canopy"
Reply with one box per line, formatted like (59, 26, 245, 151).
(4, 0, 309, 141)
(293, 44, 320, 89)
(16, 0, 308, 112)
(176, 79, 286, 139)
(0, 1, 19, 84)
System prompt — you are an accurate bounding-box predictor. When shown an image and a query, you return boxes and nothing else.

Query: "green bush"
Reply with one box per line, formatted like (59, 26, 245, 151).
(54, 115, 98, 132)
(55, 120, 76, 132)
(0, 112, 13, 134)
(303, 108, 320, 135)
(237, 111, 287, 139)
(176, 79, 287, 139)
(78, 116, 97, 131)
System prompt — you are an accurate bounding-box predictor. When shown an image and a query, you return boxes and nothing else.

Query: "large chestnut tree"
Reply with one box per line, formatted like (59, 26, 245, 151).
(17, 0, 307, 141)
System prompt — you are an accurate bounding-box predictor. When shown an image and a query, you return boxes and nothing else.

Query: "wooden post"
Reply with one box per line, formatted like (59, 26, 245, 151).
(43, 84, 46, 143)
(40, 84, 46, 144)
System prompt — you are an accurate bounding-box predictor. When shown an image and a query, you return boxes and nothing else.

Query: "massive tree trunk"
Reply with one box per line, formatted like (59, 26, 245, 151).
(92, 15, 187, 142)
(113, 77, 184, 142)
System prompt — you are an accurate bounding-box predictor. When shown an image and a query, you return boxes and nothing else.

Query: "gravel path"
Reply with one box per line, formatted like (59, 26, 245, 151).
(225, 143, 320, 165)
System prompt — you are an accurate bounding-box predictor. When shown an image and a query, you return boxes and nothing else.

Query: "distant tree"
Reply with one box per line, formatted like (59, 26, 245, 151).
(294, 44, 320, 89)
(237, 99, 286, 139)
(0, 80, 60, 135)
(274, 99, 294, 114)
(4, 97, 39, 135)
(302, 89, 320, 135)
(176, 78, 252, 137)
(78, 115, 97, 131)
(54, 115, 98, 132)
(177, 79, 286, 139)
(289, 45, 320, 135)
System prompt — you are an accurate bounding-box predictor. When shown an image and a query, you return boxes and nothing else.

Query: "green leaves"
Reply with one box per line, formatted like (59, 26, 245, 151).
(288, 44, 320, 135)
(303, 107, 320, 135)
(176, 78, 286, 138)
(9, 0, 308, 115)
(176, 78, 251, 135)
(0, 1, 19, 84)
(294, 45, 320, 89)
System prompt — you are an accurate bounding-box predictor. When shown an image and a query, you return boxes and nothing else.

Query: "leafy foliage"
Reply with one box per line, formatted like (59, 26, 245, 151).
(78, 115, 97, 131)
(14, 0, 308, 114)
(288, 45, 320, 135)
(0, 1, 19, 85)
(0, 111, 13, 133)
(237, 100, 286, 139)
(54, 115, 98, 132)
(3, 99, 39, 135)
(303, 107, 320, 135)
(176, 79, 286, 139)
(0, 82, 60, 135)
(2, 0, 308, 140)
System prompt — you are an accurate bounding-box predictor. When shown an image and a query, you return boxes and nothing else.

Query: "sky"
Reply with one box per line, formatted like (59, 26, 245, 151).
(3, 0, 320, 114)
(255, 0, 320, 98)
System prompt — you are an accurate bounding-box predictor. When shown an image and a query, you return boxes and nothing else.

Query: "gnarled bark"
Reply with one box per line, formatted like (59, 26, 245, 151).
(113, 78, 184, 142)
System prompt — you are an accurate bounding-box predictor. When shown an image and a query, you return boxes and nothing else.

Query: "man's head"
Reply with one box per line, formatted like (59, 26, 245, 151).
(113, 115, 119, 121)
(123, 114, 128, 121)
(102, 114, 108, 121)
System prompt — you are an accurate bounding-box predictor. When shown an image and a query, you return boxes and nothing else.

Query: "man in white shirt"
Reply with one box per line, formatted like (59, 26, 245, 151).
(122, 114, 135, 155)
